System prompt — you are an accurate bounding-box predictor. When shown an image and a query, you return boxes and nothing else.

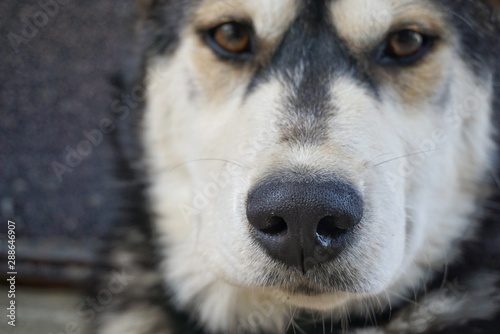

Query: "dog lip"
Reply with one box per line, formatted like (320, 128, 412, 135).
(279, 280, 334, 296)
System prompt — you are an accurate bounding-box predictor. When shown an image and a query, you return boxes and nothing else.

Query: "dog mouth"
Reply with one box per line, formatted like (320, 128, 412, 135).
(257, 254, 367, 296)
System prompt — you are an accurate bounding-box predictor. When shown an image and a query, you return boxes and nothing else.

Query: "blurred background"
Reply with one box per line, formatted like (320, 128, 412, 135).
(1, 1, 136, 332)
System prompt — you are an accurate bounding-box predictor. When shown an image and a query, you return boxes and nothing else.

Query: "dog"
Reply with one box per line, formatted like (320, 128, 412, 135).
(90, 0, 500, 333)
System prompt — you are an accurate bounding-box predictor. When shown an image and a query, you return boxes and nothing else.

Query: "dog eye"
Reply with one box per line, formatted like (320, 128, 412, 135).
(378, 29, 435, 65)
(388, 30, 423, 57)
(206, 22, 254, 59)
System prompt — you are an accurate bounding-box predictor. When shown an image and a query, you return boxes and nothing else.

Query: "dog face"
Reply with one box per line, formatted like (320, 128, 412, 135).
(138, 0, 497, 331)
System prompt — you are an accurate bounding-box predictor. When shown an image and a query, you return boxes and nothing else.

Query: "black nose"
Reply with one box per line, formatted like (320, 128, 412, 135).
(246, 178, 363, 272)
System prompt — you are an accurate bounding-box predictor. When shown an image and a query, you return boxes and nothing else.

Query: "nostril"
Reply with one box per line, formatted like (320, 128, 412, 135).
(259, 216, 288, 235)
(316, 216, 349, 245)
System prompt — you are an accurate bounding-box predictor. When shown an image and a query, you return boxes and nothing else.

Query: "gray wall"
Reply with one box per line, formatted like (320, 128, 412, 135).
(1, 0, 136, 286)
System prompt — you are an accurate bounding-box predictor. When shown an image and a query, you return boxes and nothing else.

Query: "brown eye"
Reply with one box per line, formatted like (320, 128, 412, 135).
(377, 29, 435, 65)
(387, 30, 424, 57)
(205, 22, 254, 60)
(215, 23, 251, 53)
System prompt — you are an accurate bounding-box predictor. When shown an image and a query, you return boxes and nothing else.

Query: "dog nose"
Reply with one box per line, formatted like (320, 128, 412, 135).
(246, 178, 363, 272)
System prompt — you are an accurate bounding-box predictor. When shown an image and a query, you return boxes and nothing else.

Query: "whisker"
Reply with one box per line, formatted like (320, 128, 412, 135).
(286, 307, 298, 332)
(108, 158, 243, 188)
(450, 12, 476, 30)
(383, 289, 393, 320)
(372, 149, 442, 167)
(365, 152, 395, 166)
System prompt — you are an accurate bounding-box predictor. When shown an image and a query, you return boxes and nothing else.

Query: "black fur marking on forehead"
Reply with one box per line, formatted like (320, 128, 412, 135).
(273, 0, 351, 86)
(250, 0, 362, 145)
